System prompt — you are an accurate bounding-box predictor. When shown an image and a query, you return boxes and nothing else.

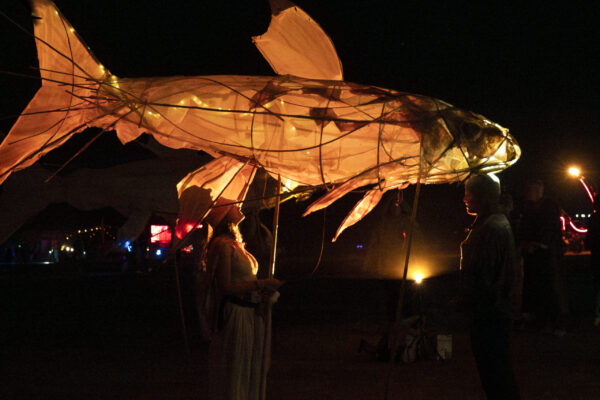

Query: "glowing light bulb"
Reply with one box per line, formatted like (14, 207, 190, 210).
(568, 167, 581, 177)
(414, 274, 423, 284)
(110, 75, 120, 88)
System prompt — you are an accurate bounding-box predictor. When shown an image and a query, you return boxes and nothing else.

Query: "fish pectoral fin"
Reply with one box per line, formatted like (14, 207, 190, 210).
(332, 188, 386, 242)
(252, 0, 343, 80)
(176, 156, 256, 200)
(174, 156, 256, 245)
(302, 174, 377, 216)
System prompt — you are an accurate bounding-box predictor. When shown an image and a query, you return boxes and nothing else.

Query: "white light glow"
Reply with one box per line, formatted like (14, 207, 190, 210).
(568, 167, 581, 177)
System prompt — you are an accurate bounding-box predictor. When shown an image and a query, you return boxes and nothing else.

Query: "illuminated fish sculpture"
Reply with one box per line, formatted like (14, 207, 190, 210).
(0, 0, 520, 241)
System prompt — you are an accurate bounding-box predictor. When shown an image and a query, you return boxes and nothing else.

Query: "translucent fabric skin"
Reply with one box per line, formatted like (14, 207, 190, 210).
(0, 73, 521, 189)
(0, 0, 520, 240)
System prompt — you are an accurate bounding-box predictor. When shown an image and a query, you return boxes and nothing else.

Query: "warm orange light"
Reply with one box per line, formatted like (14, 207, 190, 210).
(568, 167, 581, 177)
(414, 274, 423, 284)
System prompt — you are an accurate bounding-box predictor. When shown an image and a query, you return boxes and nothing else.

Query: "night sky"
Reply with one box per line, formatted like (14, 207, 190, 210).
(1, 0, 599, 259)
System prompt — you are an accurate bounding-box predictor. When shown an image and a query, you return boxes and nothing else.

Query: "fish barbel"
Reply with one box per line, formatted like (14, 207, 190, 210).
(0, 0, 520, 240)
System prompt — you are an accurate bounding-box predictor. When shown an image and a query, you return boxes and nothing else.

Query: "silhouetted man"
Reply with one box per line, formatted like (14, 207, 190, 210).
(461, 174, 520, 400)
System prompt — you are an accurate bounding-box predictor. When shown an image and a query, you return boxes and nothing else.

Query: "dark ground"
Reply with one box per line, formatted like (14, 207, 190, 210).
(1, 254, 599, 400)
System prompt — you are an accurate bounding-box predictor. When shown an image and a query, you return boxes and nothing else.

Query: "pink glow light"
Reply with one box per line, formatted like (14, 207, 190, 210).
(569, 220, 588, 234)
(560, 216, 566, 231)
(579, 178, 595, 203)
(150, 225, 172, 244)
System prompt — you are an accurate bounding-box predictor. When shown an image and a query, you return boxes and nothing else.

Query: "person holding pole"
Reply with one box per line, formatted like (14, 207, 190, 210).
(204, 199, 282, 400)
(460, 174, 520, 400)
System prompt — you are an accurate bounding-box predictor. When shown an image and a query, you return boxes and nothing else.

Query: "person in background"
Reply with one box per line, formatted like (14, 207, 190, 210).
(461, 174, 520, 399)
(518, 179, 567, 333)
(499, 190, 524, 322)
(585, 194, 600, 327)
(204, 199, 283, 400)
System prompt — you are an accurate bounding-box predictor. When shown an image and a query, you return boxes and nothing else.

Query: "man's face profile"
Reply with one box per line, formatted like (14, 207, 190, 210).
(463, 189, 481, 216)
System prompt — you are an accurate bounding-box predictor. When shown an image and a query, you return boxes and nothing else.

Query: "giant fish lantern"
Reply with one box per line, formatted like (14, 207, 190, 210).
(0, 0, 520, 241)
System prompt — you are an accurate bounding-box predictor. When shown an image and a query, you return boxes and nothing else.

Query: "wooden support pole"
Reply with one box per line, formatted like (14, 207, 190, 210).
(260, 175, 282, 399)
(269, 175, 282, 278)
(383, 144, 424, 400)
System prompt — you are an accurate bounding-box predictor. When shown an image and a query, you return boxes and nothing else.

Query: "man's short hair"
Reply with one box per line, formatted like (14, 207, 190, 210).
(465, 174, 501, 203)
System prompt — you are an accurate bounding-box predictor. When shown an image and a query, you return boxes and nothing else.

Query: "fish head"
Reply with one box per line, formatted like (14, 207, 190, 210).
(423, 107, 521, 182)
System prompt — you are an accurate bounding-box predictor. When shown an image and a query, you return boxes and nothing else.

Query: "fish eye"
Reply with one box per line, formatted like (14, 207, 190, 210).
(461, 121, 480, 140)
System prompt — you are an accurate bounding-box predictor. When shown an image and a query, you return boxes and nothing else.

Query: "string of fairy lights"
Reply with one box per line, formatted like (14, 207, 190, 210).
(60, 225, 117, 254)
(64, 226, 117, 242)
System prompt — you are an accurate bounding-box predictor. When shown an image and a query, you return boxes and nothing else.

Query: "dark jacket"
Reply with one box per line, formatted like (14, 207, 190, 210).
(461, 212, 517, 320)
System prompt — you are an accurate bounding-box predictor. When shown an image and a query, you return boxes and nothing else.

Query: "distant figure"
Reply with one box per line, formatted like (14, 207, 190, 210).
(518, 179, 566, 332)
(499, 190, 524, 320)
(585, 195, 600, 327)
(204, 199, 283, 400)
(461, 174, 520, 400)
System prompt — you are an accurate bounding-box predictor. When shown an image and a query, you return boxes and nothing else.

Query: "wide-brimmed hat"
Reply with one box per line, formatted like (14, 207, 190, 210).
(203, 198, 239, 228)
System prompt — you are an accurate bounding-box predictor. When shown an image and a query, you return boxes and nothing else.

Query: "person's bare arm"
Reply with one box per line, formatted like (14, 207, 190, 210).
(214, 239, 282, 297)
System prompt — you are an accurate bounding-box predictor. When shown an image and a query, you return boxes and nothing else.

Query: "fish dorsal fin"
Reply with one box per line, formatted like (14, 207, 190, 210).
(253, 0, 343, 80)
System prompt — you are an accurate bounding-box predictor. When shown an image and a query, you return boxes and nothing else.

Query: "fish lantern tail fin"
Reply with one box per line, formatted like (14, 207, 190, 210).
(30, 0, 108, 89)
(0, 0, 109, 185)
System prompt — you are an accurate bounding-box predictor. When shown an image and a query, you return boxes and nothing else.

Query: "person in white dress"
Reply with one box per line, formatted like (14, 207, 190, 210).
(205, 200, 282, 400)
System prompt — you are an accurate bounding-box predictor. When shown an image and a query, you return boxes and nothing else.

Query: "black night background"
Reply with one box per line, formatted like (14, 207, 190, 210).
(1, 1, 599, 399)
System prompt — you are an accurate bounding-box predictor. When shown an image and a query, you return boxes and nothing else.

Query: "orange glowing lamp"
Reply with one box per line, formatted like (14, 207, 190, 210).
(414, 274, 424, 284)
(568, 166, 581, 177)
